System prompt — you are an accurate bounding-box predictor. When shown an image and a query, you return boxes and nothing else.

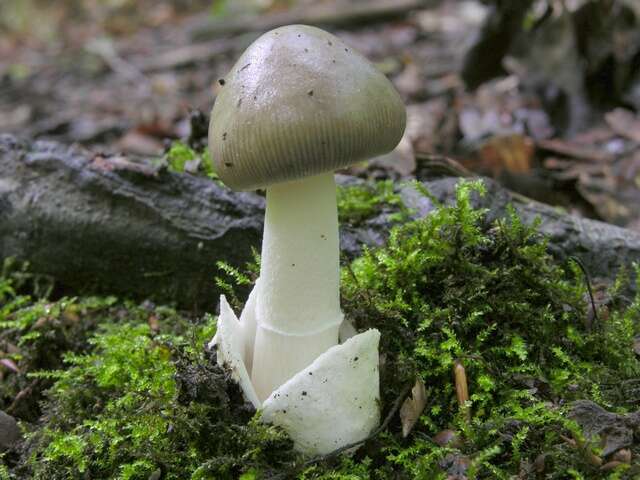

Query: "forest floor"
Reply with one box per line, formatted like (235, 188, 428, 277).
(1, 0, 640, 229)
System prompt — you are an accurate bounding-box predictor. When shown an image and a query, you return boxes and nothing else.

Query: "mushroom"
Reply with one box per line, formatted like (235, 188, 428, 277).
(209, 24, 406, 454)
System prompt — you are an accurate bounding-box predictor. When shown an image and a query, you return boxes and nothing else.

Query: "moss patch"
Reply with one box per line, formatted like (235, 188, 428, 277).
(1, 179, 639, 479)
(337, 179, 407, 226)
(1, 292, 296, 479)
(336, 181, 640, 478)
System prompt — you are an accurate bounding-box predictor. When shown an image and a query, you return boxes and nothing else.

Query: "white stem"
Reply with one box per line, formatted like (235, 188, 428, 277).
(251, 172, 343, 401)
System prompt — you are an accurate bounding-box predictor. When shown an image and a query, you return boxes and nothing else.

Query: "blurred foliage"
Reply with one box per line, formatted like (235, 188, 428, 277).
(0, 0, 211, 42)
(464, 0, 640, 116)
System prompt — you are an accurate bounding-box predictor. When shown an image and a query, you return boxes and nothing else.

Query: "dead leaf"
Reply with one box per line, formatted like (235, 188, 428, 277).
(0, 105, 31, 130)
(406, 99, 448, 154)
(534, 453, 547, 473)
(617, 151, 640, 184)
(0, 358, 19, 374)
(416, 154, 472, 178)
(606, 108, 640, 143)
(454, 360, 469, 407)
(148, 314, 160, 333)
(600, 460, 624, 471)
(544, 157, 574, 171)
(612, 448, 632, 463)
(399, 378, 427, 437)
(537, 139, 614, 163)
(459, 108, 502, 144)
(395, 62, 424, 99)
(33, 316, 51, 329)
(576, 184, 631, 224)
(478, 134, 534, 176)
(117, 131, 164, 157)
(433, 429, 462, 448)
(91, 155, 159, 177)
(561, 433, 603, 467)
(572, 125, 616, 144)
(369, 133, 416, 176)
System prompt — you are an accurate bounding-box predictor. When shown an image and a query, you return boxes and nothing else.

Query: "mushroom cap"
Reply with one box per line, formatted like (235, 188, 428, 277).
(209, 24, 406, 191)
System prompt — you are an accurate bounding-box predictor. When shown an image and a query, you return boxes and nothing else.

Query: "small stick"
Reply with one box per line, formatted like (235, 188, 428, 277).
(569, 256, 599, 331)
(454, 360, 471, 422)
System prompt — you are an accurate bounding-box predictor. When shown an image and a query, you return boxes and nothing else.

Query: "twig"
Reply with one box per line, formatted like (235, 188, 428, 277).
(568, 256, 599, 331)
(536, 139, 615, 164)
(6, 379, 39, 415)
(267, 382, 413, 479)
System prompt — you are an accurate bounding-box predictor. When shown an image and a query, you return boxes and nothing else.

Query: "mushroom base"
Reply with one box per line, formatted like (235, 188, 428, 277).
(211, 293, 381, 455)
(251, 322, 340, 403)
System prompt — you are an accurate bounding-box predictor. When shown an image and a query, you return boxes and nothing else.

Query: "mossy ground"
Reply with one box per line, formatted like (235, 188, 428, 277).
(1, 180, 639, 479)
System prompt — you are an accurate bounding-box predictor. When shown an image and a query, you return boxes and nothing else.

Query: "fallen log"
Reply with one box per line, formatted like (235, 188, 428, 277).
(0, 134, 264, 312)
(1, 135, 638, 310)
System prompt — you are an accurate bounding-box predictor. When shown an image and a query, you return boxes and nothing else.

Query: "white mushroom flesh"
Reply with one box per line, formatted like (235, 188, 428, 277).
(262, 329, 381, 455)
(251, 171, 343, 401)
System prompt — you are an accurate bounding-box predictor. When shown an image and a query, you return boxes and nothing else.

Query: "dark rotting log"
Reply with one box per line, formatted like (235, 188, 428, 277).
(1, 135, 638, 310)
(0, 134, 264, 311)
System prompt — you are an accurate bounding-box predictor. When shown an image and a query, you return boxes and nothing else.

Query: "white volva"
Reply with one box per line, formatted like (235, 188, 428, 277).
(262, 329, 381, 455)
(251, 172, 343, 401)
(212, 296, 381, 455)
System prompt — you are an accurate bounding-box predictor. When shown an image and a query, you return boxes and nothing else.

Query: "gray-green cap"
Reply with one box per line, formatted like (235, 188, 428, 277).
(209, 24, 406, 191)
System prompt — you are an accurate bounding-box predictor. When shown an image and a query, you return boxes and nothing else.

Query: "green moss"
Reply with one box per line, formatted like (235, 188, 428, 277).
(2, 179, 639, 479)
(26, 324, 184, 478)
(214, 248, 260, 312)
(337, 179, 408, 225)
(0, 268, 121, 421)
(14, 316, 295, 479)
(331, 180, 640, 478)
(164, 141, 217, 179)
(0, 267, 296, 479)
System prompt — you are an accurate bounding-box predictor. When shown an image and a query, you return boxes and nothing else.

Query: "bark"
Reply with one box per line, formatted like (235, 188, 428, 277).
(0, 410, 21, 452)
(569, 400, 640, 457)
(1, 135, 638, 310)
(0, 134, 264, 311)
